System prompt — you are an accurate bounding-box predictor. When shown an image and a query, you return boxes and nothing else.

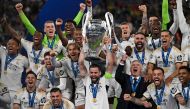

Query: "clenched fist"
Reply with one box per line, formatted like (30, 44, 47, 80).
(138, 5, 147, 13)
(15, 3, 23, 13)
(80, 3, 86, 12)
(56, 18, 63, 26)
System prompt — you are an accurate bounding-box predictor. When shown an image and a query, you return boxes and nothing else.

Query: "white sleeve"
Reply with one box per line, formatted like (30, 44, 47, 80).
(143, 89, 151, 99)
(177, 0, 190, 35)
(175, 50, 183, 63)
(21, 38, 32, 50)
(182, 48, 188, 62)
(23, 56, 29, 68)
(169, 9, 179, 35)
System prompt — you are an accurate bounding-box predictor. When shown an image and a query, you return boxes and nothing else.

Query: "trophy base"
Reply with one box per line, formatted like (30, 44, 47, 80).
(85, 56, 106, 65)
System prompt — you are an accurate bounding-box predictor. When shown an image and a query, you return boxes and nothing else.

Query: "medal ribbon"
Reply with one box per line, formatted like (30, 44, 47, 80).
(134, 48, 145, 65)
(32, 46, 43, 64)
(91, 83, 99, 99)
(47, 70, 55, 86)
(71, 61, 80, 78)
(5, 54, 17, 70)
(47, 36, 56, 49)
(28, 92, 36, 107)
(130, 76, 141, 93)
(155, 84, 165, 105)
(152, 39, 161, 49)
(182, 82, 190, 102)
(161, 47, 171, 67)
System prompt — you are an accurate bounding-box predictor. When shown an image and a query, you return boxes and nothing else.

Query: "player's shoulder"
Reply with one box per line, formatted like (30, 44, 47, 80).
(152, 47, 161, 54)
(16, 88, 26, 95)
(172, 46, 181, 53)
(147, 83, 155, 90)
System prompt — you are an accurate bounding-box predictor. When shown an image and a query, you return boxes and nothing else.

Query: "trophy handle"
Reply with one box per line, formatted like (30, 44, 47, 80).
(105, 12, 126, 55)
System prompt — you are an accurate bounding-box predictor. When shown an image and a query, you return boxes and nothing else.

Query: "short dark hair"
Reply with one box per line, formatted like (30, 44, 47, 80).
(161, 30, 173, 37)
(135, 32, 146, 37)
(89, 63, 101, 72)
(26, 70, 37, 79)
(8, 38, 20, 46)
(44, 51, 51, 57)
(153, 67, 164, 74)
(179, 66, 190, 73)
(50, 87, 62, 93)
(65, 19, 77, 27)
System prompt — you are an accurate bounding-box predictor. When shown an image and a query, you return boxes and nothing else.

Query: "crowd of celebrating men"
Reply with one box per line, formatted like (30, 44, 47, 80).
(0, 0, 190, 109)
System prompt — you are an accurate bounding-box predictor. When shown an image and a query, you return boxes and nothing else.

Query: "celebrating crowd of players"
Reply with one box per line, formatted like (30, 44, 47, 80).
(0, 0, 190, 109)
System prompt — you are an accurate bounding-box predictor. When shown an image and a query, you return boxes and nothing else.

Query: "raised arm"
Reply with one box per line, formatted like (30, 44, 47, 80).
(78, 48, 88, 77)
(1, 17, 21, 41)
(15, 3, 36, 36)
(138, 5, 148, 35)
(73, 3, 86, 25)
(169, 2, 179, 35)
(56, 18, 68, 47)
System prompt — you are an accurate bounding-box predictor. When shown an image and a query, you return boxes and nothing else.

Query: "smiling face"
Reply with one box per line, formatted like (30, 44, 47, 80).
(44, 22, 56, 39)
(161, 31, 172, 49)
(120, 23, 131, 40)
(149, 16, 158, 27)
(44, 55, 53, 69)
(73, 29, 83, 46)
(7, 39, 20, 55)
(150, 20, 161, 38)
(33, 31, 43, 45)
(130, 61, 142, 77)
(152, 68, 164, 87)
(64, 21, 75, 36)
(89, 67, 101, 83)
(134, 33, 146, 50)
(178, 68, 189, 85)
(26, 73, 37, 89)
(67, 43, 80, 61)
(51, 91, 62, 107)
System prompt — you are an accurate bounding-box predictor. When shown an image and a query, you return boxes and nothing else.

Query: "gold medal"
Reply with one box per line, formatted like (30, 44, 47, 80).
(131, 92, 136, 97)
(92, 98, 97, 103)
(157, 105, 161, 109)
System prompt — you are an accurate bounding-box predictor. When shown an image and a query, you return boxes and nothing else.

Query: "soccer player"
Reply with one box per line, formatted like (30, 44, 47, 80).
(78, 44, 113, 109)
(0, 18, 29, 100)
(0, 80, 11, 108)
(174, 66, 190, 109)
(52, 43, 87, 109)
(127, 32, 152, 76)
(124, 67, 186, 109)
(182, 45, 190, 67)
(148, 30, 183, 85)
(37, 51, 72, 100)
(43, 88, 74, 109)
(13, 71, 46, 109)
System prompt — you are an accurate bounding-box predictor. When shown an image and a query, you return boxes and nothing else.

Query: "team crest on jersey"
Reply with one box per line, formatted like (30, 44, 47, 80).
(177, 55, 182, 61)
(171, 87, 177, 94)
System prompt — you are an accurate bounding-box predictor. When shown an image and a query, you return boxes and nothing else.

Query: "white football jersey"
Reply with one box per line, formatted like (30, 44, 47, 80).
(146, 37, 161, 51)
(83, 76, 109, 109)
(0, 46, 29, 98)
(143, 83, 180, 109)
(13, 88, 46, 109)
(130, 47, 152, 75)
(182, 45, 190, 67)
(176, 0, 190, 50)
(149, 46, 183, 79)
(171, 83, 190, 109)
(21, 38, 50, 74)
